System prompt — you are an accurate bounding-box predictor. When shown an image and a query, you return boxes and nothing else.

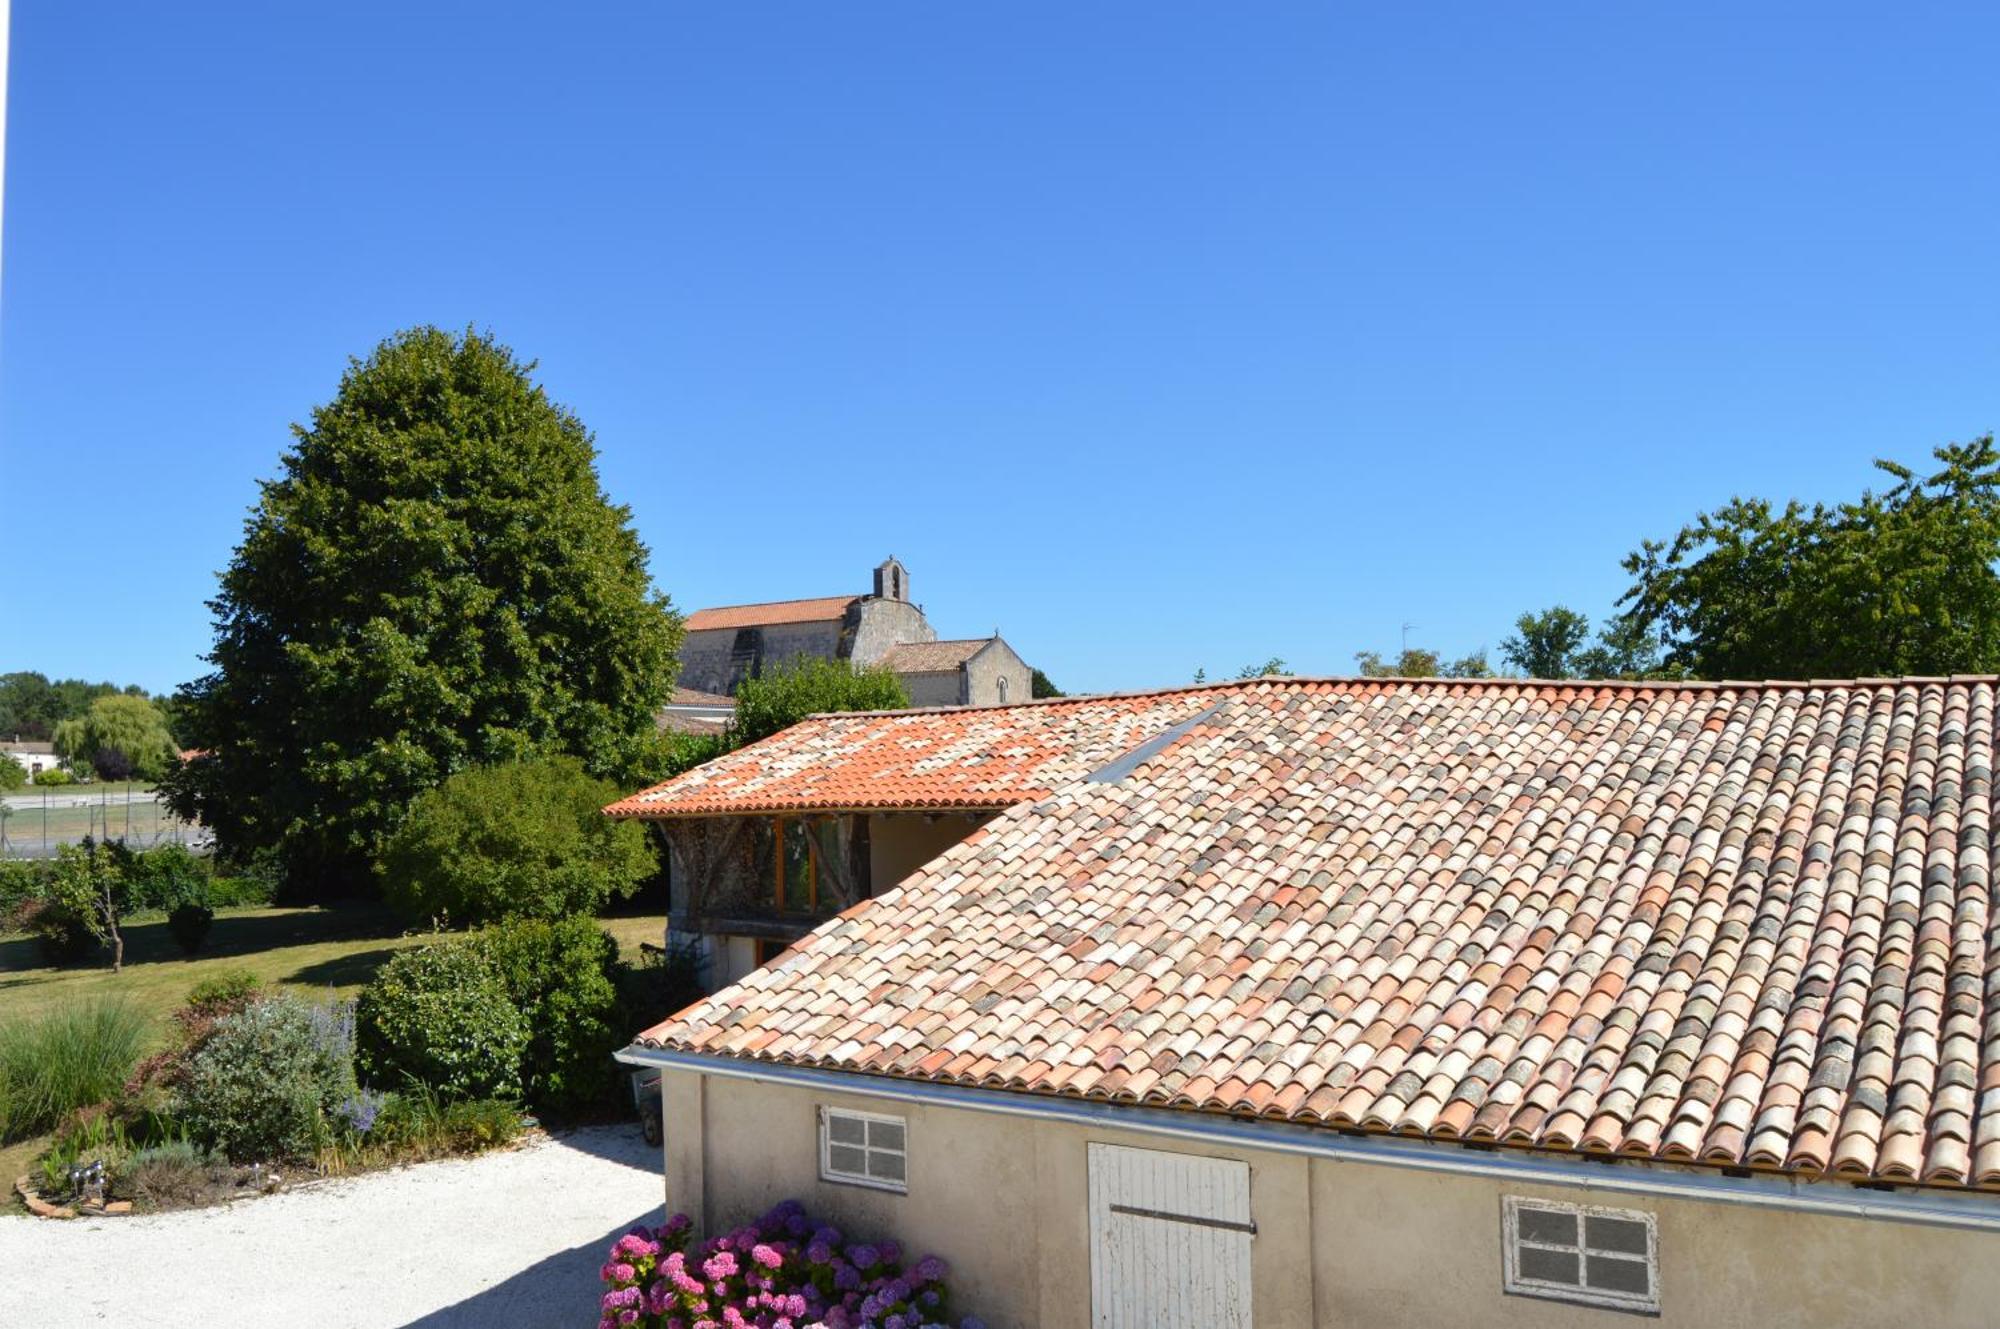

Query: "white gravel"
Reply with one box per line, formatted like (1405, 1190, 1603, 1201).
(0, 1125, 665, 1328)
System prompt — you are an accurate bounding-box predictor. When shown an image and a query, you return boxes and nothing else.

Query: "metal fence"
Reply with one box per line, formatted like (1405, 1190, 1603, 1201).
(0, 786, 204, 859)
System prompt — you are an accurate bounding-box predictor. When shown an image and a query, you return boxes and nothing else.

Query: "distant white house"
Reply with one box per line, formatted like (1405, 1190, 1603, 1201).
(1, 738, 62, 779)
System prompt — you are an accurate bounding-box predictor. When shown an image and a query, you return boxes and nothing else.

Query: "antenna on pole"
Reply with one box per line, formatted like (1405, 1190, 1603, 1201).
(1401, 622, 1418, 655)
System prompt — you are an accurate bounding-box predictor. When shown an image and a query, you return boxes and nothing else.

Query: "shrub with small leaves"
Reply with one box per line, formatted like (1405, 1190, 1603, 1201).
(470, 916, 623, 1115)
(355, 943, 529, 1101)
(167, 902, 215, 955)
(179, 994, 358, 1161)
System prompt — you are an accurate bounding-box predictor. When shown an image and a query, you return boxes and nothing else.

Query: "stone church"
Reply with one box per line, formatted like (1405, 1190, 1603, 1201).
(675, 558, 1032, 709)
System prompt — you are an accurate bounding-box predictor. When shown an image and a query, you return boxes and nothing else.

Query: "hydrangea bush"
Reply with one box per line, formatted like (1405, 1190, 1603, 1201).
(598, 1200, 985, 1329)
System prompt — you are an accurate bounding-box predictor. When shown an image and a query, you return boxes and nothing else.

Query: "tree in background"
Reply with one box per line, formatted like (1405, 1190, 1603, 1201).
(378, 756, 656, 928)
(162, 327, 682, 897)
(1622, 439, 2000, 679)
(1354, 647, 1492, 678)
(1030, 668, 1063, 699)
(52, 694, 179, 781)
(726, 656, 910, 750)
(1499, 606, 1593, 679)
(1235, 657, 1294, 679)
(40, 839, 135, 971)
(629, 657, 912, 788)
(0, 673, 160, 743)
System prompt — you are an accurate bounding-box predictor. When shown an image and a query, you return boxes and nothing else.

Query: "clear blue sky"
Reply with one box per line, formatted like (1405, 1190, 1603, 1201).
(3, 4, 1997, 697)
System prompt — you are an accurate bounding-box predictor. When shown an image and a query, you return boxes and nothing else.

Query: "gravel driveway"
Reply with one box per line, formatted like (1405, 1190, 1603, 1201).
(0, 1126, 663, 1327)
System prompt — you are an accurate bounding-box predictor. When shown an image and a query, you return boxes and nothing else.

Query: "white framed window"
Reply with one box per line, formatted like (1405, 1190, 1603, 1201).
(818, 1107, 907, 1193)
(1502, 1196, 1658, 1313)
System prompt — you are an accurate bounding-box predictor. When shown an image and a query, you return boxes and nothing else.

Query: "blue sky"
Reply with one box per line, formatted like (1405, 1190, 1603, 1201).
(3, 4, 1997, 697)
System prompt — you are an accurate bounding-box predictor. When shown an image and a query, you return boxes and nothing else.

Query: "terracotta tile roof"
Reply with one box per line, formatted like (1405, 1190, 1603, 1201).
(685, 596, 858, 633)
(671, 687, 737, 708)
(606, 686, 1228, 818)
(635, 675, 2000, 1192)
(880, 639, 990, 674)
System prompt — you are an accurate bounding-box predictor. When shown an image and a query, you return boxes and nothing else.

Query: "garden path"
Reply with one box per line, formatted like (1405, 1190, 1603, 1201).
(0, 1124, 662, 1327)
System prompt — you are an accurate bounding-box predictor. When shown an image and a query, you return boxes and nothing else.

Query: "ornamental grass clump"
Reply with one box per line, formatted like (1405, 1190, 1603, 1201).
(597, 1199, 985, 1329)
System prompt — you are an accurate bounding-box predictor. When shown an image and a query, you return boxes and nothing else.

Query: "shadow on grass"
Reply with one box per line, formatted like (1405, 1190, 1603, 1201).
(283, 945, 405, 990)
(400, 1209, 657, 1329)
(0, 904, 407, 997)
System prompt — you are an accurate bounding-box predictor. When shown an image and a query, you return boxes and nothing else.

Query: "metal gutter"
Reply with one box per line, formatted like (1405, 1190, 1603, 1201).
(617, 1045, 2000, 1235)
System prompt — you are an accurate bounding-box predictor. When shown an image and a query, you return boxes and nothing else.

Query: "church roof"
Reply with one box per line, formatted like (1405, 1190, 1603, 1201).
(685, 596, 858, 632)
(880, 638, 993, 673)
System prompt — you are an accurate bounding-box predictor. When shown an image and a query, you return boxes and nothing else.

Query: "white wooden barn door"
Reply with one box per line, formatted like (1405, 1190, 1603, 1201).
(1087, 1143, 1254, 1329)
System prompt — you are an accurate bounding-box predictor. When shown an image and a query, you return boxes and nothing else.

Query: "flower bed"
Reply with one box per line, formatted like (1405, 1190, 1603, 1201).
(599, 1200, 985, 1329)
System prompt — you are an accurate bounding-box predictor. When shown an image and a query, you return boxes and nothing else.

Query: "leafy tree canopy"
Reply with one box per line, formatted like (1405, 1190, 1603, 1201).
(728, 656, 909, 749)
(52, 694, 179, 782)
(1500, 606, 1592, 679)
(1354, 647, 1492, 678)
(378, 756, 656, 928)
(0, 673, 156, 742)
(1621, 439, 2000, 679)
(162, 327, 681, 896)
(1030, 668, 1063, 699)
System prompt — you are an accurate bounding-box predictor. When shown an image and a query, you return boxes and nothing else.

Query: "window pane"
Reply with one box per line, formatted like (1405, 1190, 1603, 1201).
(1585, 1254, 1652, 1297)
(1517, 1247, 1581, 1287)
(1516, 1206, 1579, 1247)
(868, 1149, 906, 1183)
(827, 1114, 865, 1145)
(868, 1120, 906, 1152)
(827, 1143, 867, 1175)
(784, 821, 815, 911)
(1585, 1215, 1650, 1257)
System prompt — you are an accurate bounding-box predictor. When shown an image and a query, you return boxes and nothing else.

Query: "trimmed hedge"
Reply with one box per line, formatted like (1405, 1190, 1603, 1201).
(354, 917, 623, 1116)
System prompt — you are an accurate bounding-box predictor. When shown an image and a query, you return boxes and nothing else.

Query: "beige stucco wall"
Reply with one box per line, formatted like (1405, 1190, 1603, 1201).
(866, 812, 990, 895)
(658, 1068, 2000, 1329)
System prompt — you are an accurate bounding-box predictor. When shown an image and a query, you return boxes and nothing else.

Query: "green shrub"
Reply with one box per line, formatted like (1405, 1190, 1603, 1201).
(377, 755, 656, 928)
(471, 917, 624, 1115)
(32, 766, 74, 786)
(126, 844, 212, 914)
(207, 873, 274, 909)
(116, 1138, 225, 1210)
(0, 757, 24, 791)
(2, 861, 51, 936)
(179, 994, 357, 1161)
(355, 944, 529, 1101)
(0, 998, 148, 1141)
(374, 1084, 525, 1157)
(186, 969, 263, 1013)
(22, 896, 99, 963)
(167, 902, 215, 954)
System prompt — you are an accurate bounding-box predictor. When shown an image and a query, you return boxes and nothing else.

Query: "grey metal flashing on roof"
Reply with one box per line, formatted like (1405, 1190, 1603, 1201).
(1084, 700, 1230, 784)
(616, 1046, 2000, 1234)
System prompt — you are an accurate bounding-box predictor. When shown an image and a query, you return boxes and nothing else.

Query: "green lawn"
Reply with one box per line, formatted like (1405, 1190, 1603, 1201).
(0, 904, 668, 1207)
(0, 905, 670, 1039)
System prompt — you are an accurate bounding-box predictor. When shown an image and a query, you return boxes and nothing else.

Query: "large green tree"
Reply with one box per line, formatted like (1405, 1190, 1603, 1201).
(1622, 439, 2000, 679)
(52, 694, 179, 781)
(162, 327, 681, 896)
